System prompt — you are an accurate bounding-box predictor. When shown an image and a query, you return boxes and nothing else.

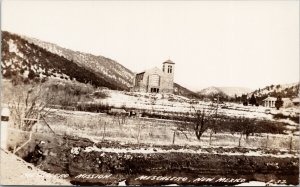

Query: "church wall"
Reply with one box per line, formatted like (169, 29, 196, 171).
(132, 64, 174, 94)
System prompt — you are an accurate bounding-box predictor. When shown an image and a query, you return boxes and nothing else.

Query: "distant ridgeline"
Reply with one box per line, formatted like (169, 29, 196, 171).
(250, 83, 299, 99)
(1, 31, 200, 99)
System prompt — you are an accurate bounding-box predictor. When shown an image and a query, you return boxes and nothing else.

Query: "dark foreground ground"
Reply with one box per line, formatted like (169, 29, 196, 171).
(20, 135, 299, 186)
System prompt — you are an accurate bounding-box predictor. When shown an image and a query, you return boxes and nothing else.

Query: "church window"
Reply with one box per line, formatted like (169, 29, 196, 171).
(167, 65, 172, 73)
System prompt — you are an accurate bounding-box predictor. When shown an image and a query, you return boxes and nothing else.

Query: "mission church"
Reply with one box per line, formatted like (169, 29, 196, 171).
(132, 59, 175, 93)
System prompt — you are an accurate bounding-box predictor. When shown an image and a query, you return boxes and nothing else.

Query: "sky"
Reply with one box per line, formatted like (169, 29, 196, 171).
(1, 0, 299, 91)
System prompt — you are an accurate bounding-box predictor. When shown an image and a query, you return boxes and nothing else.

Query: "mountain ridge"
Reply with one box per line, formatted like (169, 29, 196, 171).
(1, 31, 124, 90)
(1, 31, 200, 99)
(21, 34, 134, 90)
(198, 86, 253, 98)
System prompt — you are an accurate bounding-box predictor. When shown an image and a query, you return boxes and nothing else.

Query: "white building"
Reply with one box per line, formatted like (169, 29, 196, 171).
(262, 96, 276, 108)
(262, 96, 293, 108)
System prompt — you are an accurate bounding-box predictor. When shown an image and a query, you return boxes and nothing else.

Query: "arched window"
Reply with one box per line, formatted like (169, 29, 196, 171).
(167, 65, 172, 73)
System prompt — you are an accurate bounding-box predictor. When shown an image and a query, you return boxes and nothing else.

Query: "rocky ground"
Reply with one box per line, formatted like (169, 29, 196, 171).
(0, 148, 70, 185)
(21, 135, 299, 186)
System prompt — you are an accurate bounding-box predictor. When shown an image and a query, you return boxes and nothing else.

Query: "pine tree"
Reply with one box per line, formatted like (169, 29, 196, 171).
(249, 94, 257, 106)
(28, 69, 35, 80)
(275, 96, 283, 110)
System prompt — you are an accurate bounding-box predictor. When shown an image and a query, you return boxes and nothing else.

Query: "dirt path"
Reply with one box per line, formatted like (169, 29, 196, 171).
(0, 148, 70, 185)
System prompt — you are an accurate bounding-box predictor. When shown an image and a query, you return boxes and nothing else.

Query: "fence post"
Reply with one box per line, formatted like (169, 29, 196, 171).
(102, 122, 106, 141)
(238, 133, 242, 147)
(289, 136, 293, 152)
(209, 131, 213, 146)
(172, 131, 176, 145)
(266, 134, 269, 148)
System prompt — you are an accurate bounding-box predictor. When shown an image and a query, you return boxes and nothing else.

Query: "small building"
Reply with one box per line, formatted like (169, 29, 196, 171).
(282, 98, 294, 108)
(132, 59, 175, 93)
(262, 96, 277, 108)
(262, 96, 293, 108)
(292, 97, 300, 106)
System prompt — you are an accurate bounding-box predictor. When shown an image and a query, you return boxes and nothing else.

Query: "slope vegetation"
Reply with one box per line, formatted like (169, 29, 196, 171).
(1, 31, 126, 90)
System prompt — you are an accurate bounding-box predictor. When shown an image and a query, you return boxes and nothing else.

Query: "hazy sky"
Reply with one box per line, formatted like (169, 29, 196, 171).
(2, 0, 299, 90)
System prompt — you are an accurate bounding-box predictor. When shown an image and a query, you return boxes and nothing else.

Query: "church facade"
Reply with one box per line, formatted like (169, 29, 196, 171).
(132, 60, 175, 93)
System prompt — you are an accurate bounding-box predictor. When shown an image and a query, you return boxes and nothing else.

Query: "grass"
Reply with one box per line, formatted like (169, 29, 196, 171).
(41, 109, 299, 150)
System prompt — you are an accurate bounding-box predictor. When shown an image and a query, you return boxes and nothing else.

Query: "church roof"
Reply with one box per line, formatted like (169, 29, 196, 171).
(136, 71, 145, 75)
(163, 59, 175, 64)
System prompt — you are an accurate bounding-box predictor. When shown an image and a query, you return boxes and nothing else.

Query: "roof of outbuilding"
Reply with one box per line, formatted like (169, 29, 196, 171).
(263, 97, 277, 101)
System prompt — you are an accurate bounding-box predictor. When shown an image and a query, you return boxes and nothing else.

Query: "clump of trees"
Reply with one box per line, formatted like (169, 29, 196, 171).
(241, 94, 261, 106)
(242, 94, 248, 106)
(42, 79, 95, 107)
(249, 94, 259, 106)
(180, 102, 287, 143)
(5, 78, 98, 131)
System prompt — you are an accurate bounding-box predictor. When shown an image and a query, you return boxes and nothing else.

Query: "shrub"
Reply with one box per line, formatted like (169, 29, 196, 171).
(93, 91, 108, 99)
(76, 102, 112, 113)
(274, 113, 299, 124)
(39, 79, 95, 107)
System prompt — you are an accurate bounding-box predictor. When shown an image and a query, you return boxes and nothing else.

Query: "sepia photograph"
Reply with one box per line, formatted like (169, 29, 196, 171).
(0, 0, 299, 186)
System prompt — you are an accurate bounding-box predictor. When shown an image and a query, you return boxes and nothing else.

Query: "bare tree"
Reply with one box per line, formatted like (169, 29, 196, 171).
(176, 122, 193, 141)
(182, 101, 219, 141)
(192, 108, 216, 140)
(8, 82, 55, 131)
(232, 116, 256, 147)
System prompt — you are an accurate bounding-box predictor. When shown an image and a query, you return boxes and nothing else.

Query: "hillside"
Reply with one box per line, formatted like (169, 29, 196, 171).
(22, 34, 199, 98)
(197, 86, 252, 98)
(21, 34, 134, 89)
(174, 83, 201, 99)
(218, 87, 253, 97)
(250, 83, 299, 99)
(1, 31, 127, 90)
(2, 31, 200, 99)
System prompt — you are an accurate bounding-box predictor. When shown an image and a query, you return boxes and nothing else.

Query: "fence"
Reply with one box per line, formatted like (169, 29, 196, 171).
(38, 113, 299, 151)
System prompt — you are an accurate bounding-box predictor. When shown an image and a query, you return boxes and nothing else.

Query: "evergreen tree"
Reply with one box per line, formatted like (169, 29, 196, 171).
(241, 94, 248, 106)
(28, 69, 36, 80)
(275, 96, 283, 110)
(249, 94, 257, 106)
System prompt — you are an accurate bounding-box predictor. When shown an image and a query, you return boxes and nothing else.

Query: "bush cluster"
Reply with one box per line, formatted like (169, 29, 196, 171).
(76, 102, 112, 113)
(273, 113, 299, 124)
